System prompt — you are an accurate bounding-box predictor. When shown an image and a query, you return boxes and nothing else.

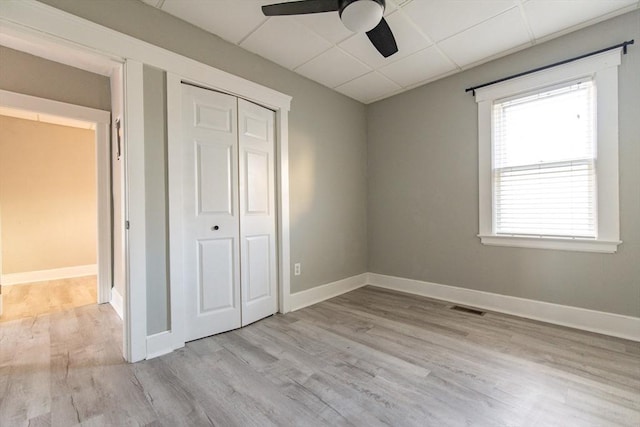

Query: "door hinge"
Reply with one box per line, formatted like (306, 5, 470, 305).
(125, 220, 130, 230)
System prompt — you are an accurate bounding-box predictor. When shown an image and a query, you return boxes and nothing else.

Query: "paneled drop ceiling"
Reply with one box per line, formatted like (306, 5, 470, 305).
(140, 0, 639, 103)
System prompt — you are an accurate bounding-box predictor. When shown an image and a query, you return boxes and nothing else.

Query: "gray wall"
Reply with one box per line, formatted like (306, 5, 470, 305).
(367, 11, 640, 317)
(37, 0, 368, 302)
(0, 46, 111, 111)
(143, 65, 170, 335)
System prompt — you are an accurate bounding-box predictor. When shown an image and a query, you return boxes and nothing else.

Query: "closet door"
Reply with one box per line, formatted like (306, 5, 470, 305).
(238, 99, 278, 326)
(182, 84, 241, 341)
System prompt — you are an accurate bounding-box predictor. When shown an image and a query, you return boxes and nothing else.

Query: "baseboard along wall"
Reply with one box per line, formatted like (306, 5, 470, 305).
(368, 273, 640, 342)
(289, 273, 368, 311)
(285, 272, 640, 342)
(146, 331, 176, 359)
(1, 264, 97, 285)
(110, 287, 124, 320)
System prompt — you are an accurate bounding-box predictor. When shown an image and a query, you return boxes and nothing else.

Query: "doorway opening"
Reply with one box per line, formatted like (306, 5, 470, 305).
(0, 91, 113, 322)
(0, 107, 100, 320)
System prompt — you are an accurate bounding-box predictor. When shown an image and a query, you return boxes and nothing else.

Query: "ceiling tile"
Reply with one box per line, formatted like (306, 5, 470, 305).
(384, 0, 400, 15)
(339, 10, 432, 69)
(378, 46, 456, 87)
(335, 71, 401, 103)
(294, 11, 353, 44)
(403, 0, 518, 42)
(524, 0, 638, 39)
(161, 0, 271, 45)
(437, 7, 531, 67)
(295, 47, 371, 88)
(240, 17, 332, 69)
(140, 0, 163, 7)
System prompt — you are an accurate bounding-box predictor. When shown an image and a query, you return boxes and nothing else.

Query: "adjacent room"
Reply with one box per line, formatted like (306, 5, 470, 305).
(0, 1, 638, 426)
(0, 111, 98, 321)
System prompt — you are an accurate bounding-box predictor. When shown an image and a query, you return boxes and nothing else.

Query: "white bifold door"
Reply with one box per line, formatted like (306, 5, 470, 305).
(181, 83, 277, 342)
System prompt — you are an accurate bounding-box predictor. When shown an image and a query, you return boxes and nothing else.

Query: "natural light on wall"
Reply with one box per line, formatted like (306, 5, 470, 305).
(492, 80, 596, 238)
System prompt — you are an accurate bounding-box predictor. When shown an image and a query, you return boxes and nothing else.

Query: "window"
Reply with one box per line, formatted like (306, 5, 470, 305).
(494, 80, 596, 238)
(475, 50, 622, 253)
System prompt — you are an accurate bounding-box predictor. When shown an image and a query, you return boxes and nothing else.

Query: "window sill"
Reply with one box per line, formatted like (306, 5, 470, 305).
(478, 234, 622, 253)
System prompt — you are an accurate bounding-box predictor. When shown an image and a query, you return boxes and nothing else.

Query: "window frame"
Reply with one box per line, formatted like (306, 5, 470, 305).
(475, 49, 622, 253)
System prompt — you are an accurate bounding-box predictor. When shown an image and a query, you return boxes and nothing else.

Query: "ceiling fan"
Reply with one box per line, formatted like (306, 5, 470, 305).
(262, 0, 398, 58)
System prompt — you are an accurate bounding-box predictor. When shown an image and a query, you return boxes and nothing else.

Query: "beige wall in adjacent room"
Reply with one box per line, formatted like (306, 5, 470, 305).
(367, 11, 640, 317)
(0, 116, 97, 274)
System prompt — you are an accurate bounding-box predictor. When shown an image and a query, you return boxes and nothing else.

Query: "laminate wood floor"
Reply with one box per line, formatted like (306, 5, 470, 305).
(1, 276, 96, 322)
(0, 285, 638, 426)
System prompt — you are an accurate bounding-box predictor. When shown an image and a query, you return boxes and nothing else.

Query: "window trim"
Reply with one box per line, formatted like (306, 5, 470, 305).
(475, 49, 622, 253)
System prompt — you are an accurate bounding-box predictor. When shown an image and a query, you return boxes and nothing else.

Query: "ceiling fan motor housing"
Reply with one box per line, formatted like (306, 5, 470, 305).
(339, 0, 386, 33)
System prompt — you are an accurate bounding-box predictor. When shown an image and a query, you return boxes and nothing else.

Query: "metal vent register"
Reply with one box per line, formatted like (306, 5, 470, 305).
(450, 305, 486, 316)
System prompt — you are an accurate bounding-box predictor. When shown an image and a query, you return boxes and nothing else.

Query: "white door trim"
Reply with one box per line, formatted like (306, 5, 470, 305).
(123, 60, 148, 363)
(1, 0, 292, 360)
(0, 89, 112, 305)
(166, 74, 186, 352)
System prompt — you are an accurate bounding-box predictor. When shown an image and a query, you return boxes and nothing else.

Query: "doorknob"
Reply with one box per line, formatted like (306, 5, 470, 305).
(211, 225, 219, 231)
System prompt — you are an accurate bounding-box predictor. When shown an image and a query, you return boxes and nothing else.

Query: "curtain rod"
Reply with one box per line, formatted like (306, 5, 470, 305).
(465, 39, 634, 95)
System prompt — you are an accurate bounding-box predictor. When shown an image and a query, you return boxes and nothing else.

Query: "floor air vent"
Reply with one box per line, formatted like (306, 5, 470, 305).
(450, 305, 486, 316)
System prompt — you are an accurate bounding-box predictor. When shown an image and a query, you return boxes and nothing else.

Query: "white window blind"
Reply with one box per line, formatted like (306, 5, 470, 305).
(492, 80, 596, 238)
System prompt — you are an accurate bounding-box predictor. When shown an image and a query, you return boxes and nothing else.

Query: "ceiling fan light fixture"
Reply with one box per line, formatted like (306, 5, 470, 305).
(340, 0, 384, 33)
(262, 0, 396, 58)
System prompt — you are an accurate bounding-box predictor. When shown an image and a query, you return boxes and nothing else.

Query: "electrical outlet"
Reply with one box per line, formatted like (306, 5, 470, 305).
(294, 263, 301, 276)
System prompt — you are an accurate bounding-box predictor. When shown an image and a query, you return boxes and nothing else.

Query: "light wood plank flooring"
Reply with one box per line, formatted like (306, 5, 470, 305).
(0, 285, 638, 426)
(1, 276, 96, 322)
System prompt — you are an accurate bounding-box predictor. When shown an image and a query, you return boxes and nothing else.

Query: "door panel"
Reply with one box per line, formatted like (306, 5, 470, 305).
(239, 99, 277, 326)
(195, 103, 232, 132)
(196, 142, 233, 215)
(242, 114, 269, 141)
(245, 151, 270, 214)
(182, 84, 241, 342)
(198, 238, 236, 312)
(246, 235, 271, 301)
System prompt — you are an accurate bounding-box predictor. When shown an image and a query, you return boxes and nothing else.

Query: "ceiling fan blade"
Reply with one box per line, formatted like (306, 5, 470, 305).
(262, 0, 340, 16)
(366, 17, 398, 58)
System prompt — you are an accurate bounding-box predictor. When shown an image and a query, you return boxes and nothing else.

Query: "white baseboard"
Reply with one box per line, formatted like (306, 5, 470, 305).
(290, 273, 368, 311)
(146, 331, 176, 359)
(367, 273, 640, 342)
(110, 287, 124, 320)
(1, 264, 97, 285)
